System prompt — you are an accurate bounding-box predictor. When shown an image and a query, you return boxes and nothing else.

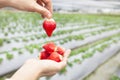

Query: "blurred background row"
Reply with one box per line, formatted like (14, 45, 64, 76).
(0, 0, 120, 80)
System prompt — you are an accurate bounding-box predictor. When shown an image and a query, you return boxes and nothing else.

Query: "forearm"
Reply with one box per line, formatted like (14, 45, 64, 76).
(10, 63, 42, 80)
(0, 0, 12, 8)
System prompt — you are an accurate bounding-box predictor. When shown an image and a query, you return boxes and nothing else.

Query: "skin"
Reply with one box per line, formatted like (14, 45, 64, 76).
(0, 0, 53, 18)
(10, 50, 71, 80)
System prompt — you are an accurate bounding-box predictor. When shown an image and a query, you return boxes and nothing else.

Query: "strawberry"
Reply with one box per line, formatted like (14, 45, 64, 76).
(57, 46, 65, 55)
(43, 42, 57, 53)
(40, 42, 66, 62)
(48, 52, 63, 62)
(43, 18, 56, 37)
(40, 51, 50, 59)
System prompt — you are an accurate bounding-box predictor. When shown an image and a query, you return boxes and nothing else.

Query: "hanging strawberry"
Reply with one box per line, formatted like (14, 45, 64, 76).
(43, 18, 56, 37)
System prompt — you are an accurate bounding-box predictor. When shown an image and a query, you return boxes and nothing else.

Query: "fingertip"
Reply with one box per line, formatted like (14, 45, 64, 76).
(66, 49, 71, 53)
(40, 11, 52, 19)
(59, 60, 67, 69)
(61, 49, 71, 63)
(34, 4, 52, 19)
(64, 49, 71, 57)
(46, 12, 52, 19)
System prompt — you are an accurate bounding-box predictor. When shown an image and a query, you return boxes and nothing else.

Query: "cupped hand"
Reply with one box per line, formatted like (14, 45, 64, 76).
(11, 49, 71, 80)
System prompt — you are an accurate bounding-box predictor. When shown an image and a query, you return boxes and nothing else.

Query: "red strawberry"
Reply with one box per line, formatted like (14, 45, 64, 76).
(43, 42, 57, 53)
(43, 18, 56, 37)
(40, 51, 50, 59)
(57, 46, 65, 55)
(48, 52, 63, 62)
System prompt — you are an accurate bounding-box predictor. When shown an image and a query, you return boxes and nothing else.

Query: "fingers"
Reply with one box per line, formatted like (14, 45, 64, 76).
(37, 0, 44, 6)
(37, 0, 53, 18)
(33, 3, 52, 19)
(42, 0, 53, 14)
(63, 49, 71, 62)
(58, 49, 71, 69)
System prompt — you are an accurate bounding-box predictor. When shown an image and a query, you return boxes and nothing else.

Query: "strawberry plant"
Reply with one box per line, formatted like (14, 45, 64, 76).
(111, 75, 120, 80)
(73, 59, 81, 64)
(22, 38, 28, 42)
(82, 52, 94, 59)
(6, 39, 11, 44)
(12, 47, 18, 51)
(0, 38, 3, 46)
(4, 32, 8, 36)
(59, 67, 67, 74)
(18, 50, 23, 54)
(13, 38, 20, 42)
(6, 52, 14, 60)
(71, 33, 120, 57)
(67, 61, 73, 67)
(25, 46, 34, 54)
(96, 47, 103, 52)
(0, 58, 3, 64)
(30, 37, 35, 41)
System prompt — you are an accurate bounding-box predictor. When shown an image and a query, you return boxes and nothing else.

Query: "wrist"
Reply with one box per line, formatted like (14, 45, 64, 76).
(11, 62, 43, 80)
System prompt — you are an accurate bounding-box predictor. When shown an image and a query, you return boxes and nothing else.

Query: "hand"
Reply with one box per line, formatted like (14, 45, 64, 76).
(10, 49, 71, 80)
(0, 0, 52, 18)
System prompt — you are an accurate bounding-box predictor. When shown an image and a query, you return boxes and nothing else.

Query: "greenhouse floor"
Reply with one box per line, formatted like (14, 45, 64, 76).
(84, 51, 120, 80)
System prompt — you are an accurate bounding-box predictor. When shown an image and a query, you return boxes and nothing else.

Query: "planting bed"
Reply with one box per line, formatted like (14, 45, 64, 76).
(0, 11, 120, 80)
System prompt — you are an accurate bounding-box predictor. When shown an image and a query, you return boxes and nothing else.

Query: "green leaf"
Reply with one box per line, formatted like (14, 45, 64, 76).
(0, 38, 3, 46)
(0, 58, 3, 64)
(6, 52, 14, 60)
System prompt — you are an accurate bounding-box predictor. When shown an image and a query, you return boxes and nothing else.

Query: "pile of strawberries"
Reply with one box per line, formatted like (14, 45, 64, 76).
(39, 42, 65, 62)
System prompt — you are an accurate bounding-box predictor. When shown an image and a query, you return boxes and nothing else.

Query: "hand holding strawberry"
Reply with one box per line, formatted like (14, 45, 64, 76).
(10, 49, 71, 80)
(39, 42, 65, 62)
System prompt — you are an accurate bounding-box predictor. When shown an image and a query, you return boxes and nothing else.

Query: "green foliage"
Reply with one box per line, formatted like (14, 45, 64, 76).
(5, 39, 11, 43)
(82, 52, 93, 59)
(70, 47, 88, 56)
(0, 77, 5, 80)
(14, 38, 19, 42)
(30, 37, 35, 41)
(0, 58, 3, 64)
(97, 47, 103, 52)
(70, 33, 120, 57)
(18, 50, 23, 54)
(59, 67, 67, 75)
(6, 52, 14, 60)
(67, 61, 73, 67)
(4, 32, 8, 36)
(25, 46, 34, 54)
(0, 38, 3, 46)
(73, 59, 81, 63)
(111, 75, 120, 80)
(12, 47, 18, 51)
(22, 38, 28, 42)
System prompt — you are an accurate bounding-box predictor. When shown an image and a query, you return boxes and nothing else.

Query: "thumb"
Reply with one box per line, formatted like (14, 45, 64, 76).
(62, 49, 71, 62)
(34, 3, 52, 19)
(58, 49, 71, 69)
